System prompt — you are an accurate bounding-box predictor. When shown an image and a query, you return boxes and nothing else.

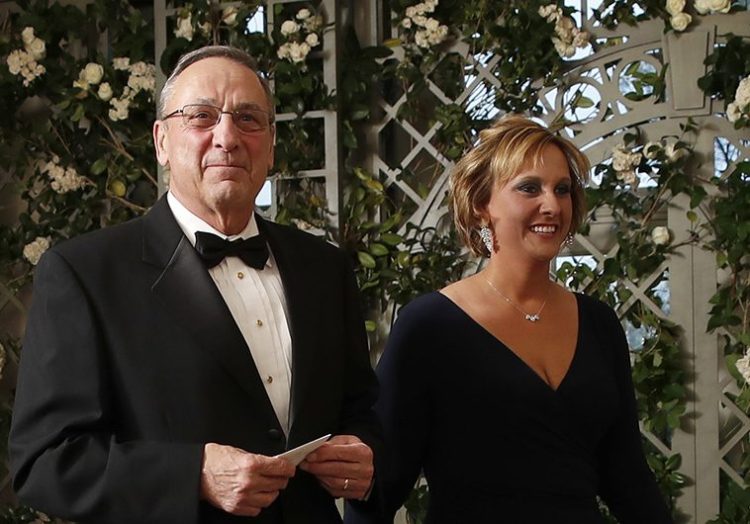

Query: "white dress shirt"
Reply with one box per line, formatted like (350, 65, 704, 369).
(167, 193, 293, 435)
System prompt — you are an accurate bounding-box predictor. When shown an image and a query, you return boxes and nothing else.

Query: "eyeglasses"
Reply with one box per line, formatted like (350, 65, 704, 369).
(162, 104, 274, 134)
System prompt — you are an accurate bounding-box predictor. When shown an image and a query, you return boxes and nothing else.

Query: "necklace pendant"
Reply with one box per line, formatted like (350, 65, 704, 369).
(525, 314, 540, 322)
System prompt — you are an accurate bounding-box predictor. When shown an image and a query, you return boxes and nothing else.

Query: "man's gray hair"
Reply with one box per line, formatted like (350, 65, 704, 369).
(157, 45, 275, 122)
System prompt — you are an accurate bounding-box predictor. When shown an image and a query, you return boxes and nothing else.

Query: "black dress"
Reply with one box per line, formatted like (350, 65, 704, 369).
(345, 292, 673, 524)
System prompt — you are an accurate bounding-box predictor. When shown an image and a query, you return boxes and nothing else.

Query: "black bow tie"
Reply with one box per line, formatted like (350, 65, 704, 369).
(194, 231, 269, 270)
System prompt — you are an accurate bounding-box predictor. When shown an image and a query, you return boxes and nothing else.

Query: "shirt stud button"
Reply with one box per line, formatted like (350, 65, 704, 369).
(266, 375, 273, 384)
(237, 272, 244, 279)
(256, 319, 263, 327)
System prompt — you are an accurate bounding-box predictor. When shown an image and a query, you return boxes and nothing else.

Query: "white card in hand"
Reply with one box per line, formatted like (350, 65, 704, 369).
(275, 434, 331, 466)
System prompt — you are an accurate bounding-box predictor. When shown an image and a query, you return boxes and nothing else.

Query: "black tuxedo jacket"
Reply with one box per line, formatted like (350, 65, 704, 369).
(10, 196, 381, 524)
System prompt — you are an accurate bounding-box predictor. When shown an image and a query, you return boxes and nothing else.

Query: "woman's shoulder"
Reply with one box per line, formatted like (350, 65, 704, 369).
(575, 292, 619, 323)
(396, 291, 456, 324)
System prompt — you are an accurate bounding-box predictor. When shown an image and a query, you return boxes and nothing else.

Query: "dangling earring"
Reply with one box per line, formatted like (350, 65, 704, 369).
(563, 232, 575, 247)
(479, 226, 494, 257)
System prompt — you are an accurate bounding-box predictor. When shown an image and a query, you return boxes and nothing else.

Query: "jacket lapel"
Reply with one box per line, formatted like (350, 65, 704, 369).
(142, 198, 280, 426)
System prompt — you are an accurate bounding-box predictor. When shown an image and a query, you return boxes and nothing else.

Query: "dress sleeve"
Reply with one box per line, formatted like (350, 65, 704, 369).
(9, 250, 203, 524)
(345, 299, 433, 524)
(595, 303, 674, 524)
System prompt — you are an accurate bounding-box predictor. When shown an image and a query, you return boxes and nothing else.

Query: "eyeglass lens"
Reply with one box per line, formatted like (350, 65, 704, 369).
(181, 104, 270, 133)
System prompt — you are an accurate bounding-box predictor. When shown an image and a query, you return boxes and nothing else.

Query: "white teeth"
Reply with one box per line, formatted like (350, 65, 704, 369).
(531, 225, 557, 233)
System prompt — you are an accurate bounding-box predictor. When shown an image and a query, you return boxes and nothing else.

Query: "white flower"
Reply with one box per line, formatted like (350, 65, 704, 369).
(276, 43, 292, 60)
(726, 101, 742, 123)
(412, 15, 428, 27)
(83, 62, 104, 85)
(665, 142, 687, 161)
(305, 33, 320, 47)
(651, 226, 670, 245)
(736, 348, 750, 385)
(555, 16, 576, 41)
(21, 27, 36, 45)
(222, 6, 239, 27)
(280, 20, 300, 36)
(643, 141, 661, 160)
(538, 4, 561, 21)
(666, 0, 686, 16)
(402, 17, 413, 29)
(572, 30, 590, 48)
(296, 8, 311, 20)
(697, 0, 732, 13)
(553, 37, 575, 58)
(174, 13, 194, 41)
(303, 15, 323, 32)
(291, 42, 311, 63)
(108, 96, 130, 121)
(6, 50, 26, 75)
(616, 169, 638, 186)
(405, 6, 418, 18)
(423, 0, 437, 12)
(414, 30, 430, 48)
(670, 12, 692, 32)
(112, 57, 130, 71)
(198, 21, 213, 36)
(23, 236, 51, 265)
(97, 82, 113, 101)
(424, 17, 440, 31)
(734, 76, 750, 106)
(25, 36, 46, 60)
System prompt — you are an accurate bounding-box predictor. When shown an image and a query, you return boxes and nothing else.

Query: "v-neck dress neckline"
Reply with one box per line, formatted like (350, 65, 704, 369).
(435, 291, 582, 394)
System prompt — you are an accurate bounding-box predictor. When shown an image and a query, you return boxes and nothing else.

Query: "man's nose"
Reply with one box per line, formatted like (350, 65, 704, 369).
(212, 112, 240, 150)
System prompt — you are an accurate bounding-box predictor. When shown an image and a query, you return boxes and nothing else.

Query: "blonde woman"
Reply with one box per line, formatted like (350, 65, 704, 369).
(346, 116, 672, 523)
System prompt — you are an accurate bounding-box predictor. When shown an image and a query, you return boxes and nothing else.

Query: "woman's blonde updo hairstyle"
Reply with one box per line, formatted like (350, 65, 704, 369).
(449, 115, 590, 257)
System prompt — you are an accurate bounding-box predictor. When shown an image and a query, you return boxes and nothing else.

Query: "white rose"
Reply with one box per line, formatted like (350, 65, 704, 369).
(707, 0, 732, 13)
(427, 25, 448, 45)
(112, 57, 130, 71)
(280, 20, 300, 36)
(198, 21, 212, 36)
(734, 77, 750, 106)
(618, 170, 638, 186)
(26, 38, 46, 60)
(288, 42, 310, 63)
(6, 50, 25, 75)
(555, 16, 576, 40)
(174, 14, 194, 41)
(425, 17, 439, 31)
(665, 0, 686, 16)
(670, 12, 692, 32)
(303, 15, 323, 31)
(405, 6, 418, 18)
(21, 27, 36, 44)
(296, 8, 311, 20)
(415, 30, 430, 49)
(423, 0, 437, 12)
(726, 102, 742, 123)
(412, 15, 428, 27)
(402, 17, 413, 29)
(651, 226, 670, 246)
(694, 0, 711, 13)
(736, 349, 750, 385)
(97, 82, 113, 101)
(573, 30, 590, 48)
(82, 62, 104, 85)
(276, 43, 291, 60)
(553, 38, 575, 58)
(305, 33, 320, 47)
(643, 142, 661, 159)
(222, 6, 239, 27)
(23, 236, 51, 266)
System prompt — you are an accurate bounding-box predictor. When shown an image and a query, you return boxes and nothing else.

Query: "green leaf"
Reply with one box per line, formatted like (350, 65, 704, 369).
(90, 158, 108, 175)
(357, 251, 376, 269)
(370, 243, 389, 256)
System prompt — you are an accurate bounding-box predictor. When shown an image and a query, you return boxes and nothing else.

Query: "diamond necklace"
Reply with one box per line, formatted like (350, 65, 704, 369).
(484, 278, 551, 323)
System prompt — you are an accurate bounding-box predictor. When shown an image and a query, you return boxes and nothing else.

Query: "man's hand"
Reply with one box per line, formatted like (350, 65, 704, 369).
(200, 443, 296, 516)
(299, 435, 373, 500)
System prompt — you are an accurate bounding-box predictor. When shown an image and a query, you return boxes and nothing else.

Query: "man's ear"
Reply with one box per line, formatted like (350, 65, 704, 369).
(153, 120, 170, 167)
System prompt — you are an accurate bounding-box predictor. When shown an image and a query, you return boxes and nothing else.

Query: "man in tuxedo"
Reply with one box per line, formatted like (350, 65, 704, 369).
(10, 45, 380, 524)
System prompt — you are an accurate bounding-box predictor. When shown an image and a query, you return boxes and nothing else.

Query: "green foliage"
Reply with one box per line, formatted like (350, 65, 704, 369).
(698, 35, 750, 105)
